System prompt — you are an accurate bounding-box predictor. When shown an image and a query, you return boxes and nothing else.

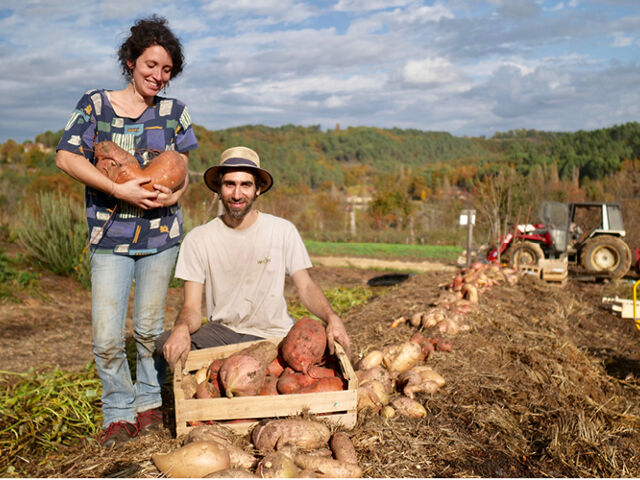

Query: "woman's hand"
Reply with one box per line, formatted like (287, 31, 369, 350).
(153, 183, 179, 207)
(112, 177, 163, 209)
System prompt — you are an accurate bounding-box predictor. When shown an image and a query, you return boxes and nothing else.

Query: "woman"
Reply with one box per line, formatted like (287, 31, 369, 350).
(56, 15, 198, 447)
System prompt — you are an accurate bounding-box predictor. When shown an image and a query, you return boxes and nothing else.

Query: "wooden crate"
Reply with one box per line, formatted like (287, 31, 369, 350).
(539, 258, 568, 284)
(173, 337, 358, 437)
(517, 265, 541, 278)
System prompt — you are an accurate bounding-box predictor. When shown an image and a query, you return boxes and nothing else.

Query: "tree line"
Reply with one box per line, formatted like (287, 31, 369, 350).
(2, 121, 640, 248)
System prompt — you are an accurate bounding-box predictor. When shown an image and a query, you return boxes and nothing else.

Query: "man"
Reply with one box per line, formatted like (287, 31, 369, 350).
(158, 146, 351, 371)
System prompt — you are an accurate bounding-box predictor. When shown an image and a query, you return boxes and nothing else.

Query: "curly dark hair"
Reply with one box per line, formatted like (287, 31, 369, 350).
(117, 15, 184, 81)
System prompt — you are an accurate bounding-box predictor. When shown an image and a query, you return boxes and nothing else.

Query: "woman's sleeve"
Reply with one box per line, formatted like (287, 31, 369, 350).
(174, 103, 198, 153)
(56, 90, 98, 161)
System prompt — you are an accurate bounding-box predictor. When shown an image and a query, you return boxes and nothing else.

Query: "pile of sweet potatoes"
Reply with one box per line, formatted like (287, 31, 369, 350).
(153, 420, 363, 478)
(355, 262, 523, 418)
(390, 262, 522, 335)
(353, 333, 449, 419)
(181, 317, 347, 400)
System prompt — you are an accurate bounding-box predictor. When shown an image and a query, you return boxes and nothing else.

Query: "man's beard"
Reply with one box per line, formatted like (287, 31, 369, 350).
(222, 195, 255, 220)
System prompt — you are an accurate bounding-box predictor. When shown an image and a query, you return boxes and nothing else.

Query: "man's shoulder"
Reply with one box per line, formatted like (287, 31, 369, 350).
(259, 212, 296, 229)
(184, 217, 222, 239)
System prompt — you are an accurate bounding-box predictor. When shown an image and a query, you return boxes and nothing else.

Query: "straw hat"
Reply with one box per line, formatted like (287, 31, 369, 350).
(203, 146, 273, 194)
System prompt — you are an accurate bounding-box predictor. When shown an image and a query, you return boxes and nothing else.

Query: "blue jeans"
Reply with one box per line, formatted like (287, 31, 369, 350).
(91, 246, 178, 427)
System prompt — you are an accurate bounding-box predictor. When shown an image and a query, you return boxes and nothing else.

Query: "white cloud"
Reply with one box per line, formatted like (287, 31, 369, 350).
(0, 0, 639, 142)
(202, 0, 316, 23)
(333, 0, 411, 12)
(488, 0, 541, 19)
(401, 57, 460, 85)
(611, 33, 633, 47)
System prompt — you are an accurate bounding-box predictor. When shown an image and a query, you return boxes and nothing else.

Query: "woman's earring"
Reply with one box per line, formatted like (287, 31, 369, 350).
(131, 76, 136, 92)
(163, 82, 169, 95)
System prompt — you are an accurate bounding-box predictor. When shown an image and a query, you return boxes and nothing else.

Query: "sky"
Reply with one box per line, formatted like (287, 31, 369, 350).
(1, 0, 639, 144)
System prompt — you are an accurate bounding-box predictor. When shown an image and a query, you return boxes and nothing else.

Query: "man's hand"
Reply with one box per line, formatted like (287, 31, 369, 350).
(326, 312, 351, 359)
(162, 324, 192, 373)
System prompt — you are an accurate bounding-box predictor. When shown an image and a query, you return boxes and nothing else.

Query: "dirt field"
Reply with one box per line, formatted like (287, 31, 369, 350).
(3, 258, 640, 477)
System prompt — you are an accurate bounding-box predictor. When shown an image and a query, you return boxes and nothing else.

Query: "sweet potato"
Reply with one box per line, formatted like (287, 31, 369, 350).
(181, 373, 198, 399)
(196, 380, 221, 399)
(409, 332, 434, 360)
(185, 424, 232, 445)
(398, 365, 443, 398)
(267, 356, 287, 377)
(257, 450, 300, 478)
(356, 385, 382, 413)
(281, 317, 327, 374)
(185, 426, 257, 471)
(360, 379, 389, 405)
(299, 376, 346, 393)
(194, 365, 209, 385)
(382, 341, 423, 375)
(219, 353, 264, 397)
(432, 337, 453, 352)
(94, 141, 187, 192)
(260, 375, 280, 396)
(421, 308, 448, 328)
(408, 312, 422, 328)
(435, 318, 470, 335)
(381, 406, 395, 418)
(152, 441, 230, 478)
(205, 468, 257, 478)
(277, 368, 317, 394)
(251, 419, 331, 451)
(354, 350, 383, 370)
(293, 454, 362, 478)
(219, 341, 278, 397)
(208, 359, 224, 382)
(391, 396, 427, 418)
(462, 283, 478, 304)
(308, 365, 338, 379)
(330, 432, 358, 464)
(355, 366, 393, 393)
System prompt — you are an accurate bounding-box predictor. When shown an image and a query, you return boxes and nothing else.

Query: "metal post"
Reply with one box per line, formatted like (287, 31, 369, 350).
(460, 209, 476, 268)
(467, 217, 473, 268)
(634, 280, 640, 332)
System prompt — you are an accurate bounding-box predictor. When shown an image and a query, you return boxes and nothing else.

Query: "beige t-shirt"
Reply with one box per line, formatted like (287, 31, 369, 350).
(175, 212, 312, 338)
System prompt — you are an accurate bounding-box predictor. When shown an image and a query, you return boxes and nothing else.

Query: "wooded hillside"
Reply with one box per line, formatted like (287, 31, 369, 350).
(2, 122, 640, 248)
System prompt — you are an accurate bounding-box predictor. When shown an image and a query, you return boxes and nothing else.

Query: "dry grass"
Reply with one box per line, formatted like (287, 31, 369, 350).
(14, 271, 640, 478)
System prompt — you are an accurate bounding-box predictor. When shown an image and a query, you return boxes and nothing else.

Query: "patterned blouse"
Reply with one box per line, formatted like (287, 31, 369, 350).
(57, 89, 198, 255)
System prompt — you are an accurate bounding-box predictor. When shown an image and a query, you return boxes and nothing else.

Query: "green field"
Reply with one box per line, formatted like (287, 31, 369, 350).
(303, 240, 462, 262)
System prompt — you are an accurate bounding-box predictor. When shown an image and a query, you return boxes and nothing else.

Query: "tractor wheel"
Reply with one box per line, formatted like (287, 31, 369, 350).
(580, 236, 631, 279)
(508, 241, 544, 267)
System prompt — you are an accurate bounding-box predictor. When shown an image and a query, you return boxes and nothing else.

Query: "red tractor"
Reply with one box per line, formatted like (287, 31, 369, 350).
(488, 201, 632, 279)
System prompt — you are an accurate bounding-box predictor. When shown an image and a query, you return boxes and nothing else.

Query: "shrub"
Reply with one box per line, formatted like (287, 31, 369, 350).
(16, 191, 90, 287)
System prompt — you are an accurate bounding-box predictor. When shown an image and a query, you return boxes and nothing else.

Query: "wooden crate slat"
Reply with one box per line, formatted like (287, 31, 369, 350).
(173, 337, 357, 437)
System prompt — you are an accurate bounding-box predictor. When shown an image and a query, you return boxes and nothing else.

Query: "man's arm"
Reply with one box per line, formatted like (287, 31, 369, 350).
(291, 268, 351, 357)
(162, 280, 204, 371)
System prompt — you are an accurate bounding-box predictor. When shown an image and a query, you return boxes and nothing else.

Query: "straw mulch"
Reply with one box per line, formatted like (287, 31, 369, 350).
(27, 270, 640, 477)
